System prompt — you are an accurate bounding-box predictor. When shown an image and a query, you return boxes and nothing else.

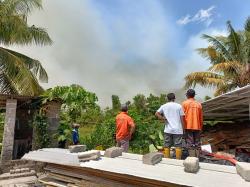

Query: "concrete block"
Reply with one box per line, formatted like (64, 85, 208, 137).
(78, 150, 101, 162)
(143, 152, 163, 165)
(69, 145, 87, 153)
(104, 147, 123, 158)
(10, 169, 15, 174)
(236, 162, 250, 181)
(20, 168, 30, 173)
(14, 169, 21, 174)
(183, 157, 199, 173)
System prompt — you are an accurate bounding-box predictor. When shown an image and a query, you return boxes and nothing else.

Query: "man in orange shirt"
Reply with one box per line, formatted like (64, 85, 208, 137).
(182, 89, 203, 158)
(115, 104, 135, 152)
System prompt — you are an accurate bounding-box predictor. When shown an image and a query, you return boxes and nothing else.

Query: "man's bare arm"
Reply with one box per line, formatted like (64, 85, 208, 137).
(180, 115, 186, 133)
(155, 112, 167, 122)
(130, 125, 135, 136)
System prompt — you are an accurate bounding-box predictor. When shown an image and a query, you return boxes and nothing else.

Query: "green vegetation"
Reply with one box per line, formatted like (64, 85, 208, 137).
(36, 85, 168, 154)
(185, 18, 250, 96)
(42, 85, 101, 145)
(81, 93, 166, 154)
(0, 0, 52, 95)
(31, 112, 50, 149)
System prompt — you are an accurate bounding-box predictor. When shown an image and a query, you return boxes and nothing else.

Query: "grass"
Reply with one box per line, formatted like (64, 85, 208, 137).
(79, 125, 96, 139)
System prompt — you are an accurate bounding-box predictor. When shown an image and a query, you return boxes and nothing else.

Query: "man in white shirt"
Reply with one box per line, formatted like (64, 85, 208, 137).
(155, 93, 185, 159)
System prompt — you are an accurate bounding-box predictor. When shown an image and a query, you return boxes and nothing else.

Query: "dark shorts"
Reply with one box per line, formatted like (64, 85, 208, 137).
(185, 130, 201, 149)
(164, 133, 182, 148)
(116, 137, 130, 152)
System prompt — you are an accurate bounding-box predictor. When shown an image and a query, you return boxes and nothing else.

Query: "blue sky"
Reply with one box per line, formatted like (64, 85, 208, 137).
(91, 0, 250, 59)
(11, 0, 250, 106)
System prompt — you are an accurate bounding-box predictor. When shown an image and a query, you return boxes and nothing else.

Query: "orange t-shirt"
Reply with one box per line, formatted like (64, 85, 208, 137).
(182, 98, 203, 130)
(116, 112, 135, 140)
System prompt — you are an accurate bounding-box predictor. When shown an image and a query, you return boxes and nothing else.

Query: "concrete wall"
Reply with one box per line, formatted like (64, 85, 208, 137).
(0, 99, 17, 171)
(46, 101, 61, 148)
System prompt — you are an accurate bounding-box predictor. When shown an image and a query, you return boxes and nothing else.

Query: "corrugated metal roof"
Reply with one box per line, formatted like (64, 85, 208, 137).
(202, 85, 250, 121)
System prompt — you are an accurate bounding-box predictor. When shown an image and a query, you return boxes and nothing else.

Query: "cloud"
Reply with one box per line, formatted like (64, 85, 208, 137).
(177, 6, 215, 26)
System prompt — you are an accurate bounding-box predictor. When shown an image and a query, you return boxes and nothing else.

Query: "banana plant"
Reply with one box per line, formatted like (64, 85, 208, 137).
(149, 131, 164, 153)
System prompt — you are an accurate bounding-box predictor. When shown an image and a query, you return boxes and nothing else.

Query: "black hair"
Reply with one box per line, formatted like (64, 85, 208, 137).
(121, 104, 128, 112)
(186, 89, 196, 98)
(167, 93, 175, 101)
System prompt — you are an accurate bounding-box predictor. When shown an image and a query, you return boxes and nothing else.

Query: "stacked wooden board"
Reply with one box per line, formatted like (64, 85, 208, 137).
(22, 148, 250, 187)
(202, 122, 250, 152)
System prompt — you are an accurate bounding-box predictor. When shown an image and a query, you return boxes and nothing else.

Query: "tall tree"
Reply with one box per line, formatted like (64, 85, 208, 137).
(111, 95, 121, 111)
(42, 84, 98, 123)
(0, 0, 52, 95)
(185, 18, 250, 96)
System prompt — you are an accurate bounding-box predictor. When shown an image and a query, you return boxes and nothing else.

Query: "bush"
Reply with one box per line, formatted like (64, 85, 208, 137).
(82, 107, 164, 154)
(81, 118, 116, 150)
(32, 113, 50, 149)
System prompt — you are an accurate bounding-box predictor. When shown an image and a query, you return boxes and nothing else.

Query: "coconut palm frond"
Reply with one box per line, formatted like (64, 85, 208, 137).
(227, 21, 241, 58)
(197, 47, 217, 59)
(0, 16, 52, 46)
(0, 0, 52, 46)
(0, 0, 51, 95)
(244, 17, 250, 32)
(184, 72, 225, 89)
(26, 26, 52, 45)
(0, 73, 18, 94)
(3, 47, 48, 82)
(197, 47, 226, 65)
(202, 34, 233, 61)
(0, 47, 44, 95)
(12, 65, 44, 95)
(208, 61, 243, 75)
(1, 0, 42, 15)
(214, 83, 237, 96)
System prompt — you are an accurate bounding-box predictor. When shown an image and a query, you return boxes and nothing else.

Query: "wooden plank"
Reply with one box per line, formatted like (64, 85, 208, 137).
(48, 173, 81, 184)
(47, 164, 183, 187)
(39, 178, 68, 187)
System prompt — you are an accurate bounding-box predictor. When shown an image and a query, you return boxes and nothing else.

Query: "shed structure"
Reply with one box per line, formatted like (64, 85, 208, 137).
(0, 94, 61, 173)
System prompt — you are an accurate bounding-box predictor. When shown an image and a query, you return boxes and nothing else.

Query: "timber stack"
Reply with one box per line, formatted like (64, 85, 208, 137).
(202, 122, 250, 155)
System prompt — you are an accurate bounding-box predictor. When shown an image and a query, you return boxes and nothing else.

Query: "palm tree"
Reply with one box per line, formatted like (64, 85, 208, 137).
(185, 18, 250, 96)
(0, 0, 52, 96)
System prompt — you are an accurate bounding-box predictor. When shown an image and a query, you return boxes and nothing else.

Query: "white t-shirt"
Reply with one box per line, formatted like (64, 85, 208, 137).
(157, 102, 185, 134)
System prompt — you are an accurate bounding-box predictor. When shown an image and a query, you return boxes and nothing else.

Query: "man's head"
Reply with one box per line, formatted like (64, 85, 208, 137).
(121, 104, 128, 112)
(186, 89, 196, 98)
(73, 123, 80, 129)
(167, 93, 175, 101)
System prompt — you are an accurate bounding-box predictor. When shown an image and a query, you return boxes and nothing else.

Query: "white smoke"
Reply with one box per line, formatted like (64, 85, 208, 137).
(9, 0, 220, 106)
